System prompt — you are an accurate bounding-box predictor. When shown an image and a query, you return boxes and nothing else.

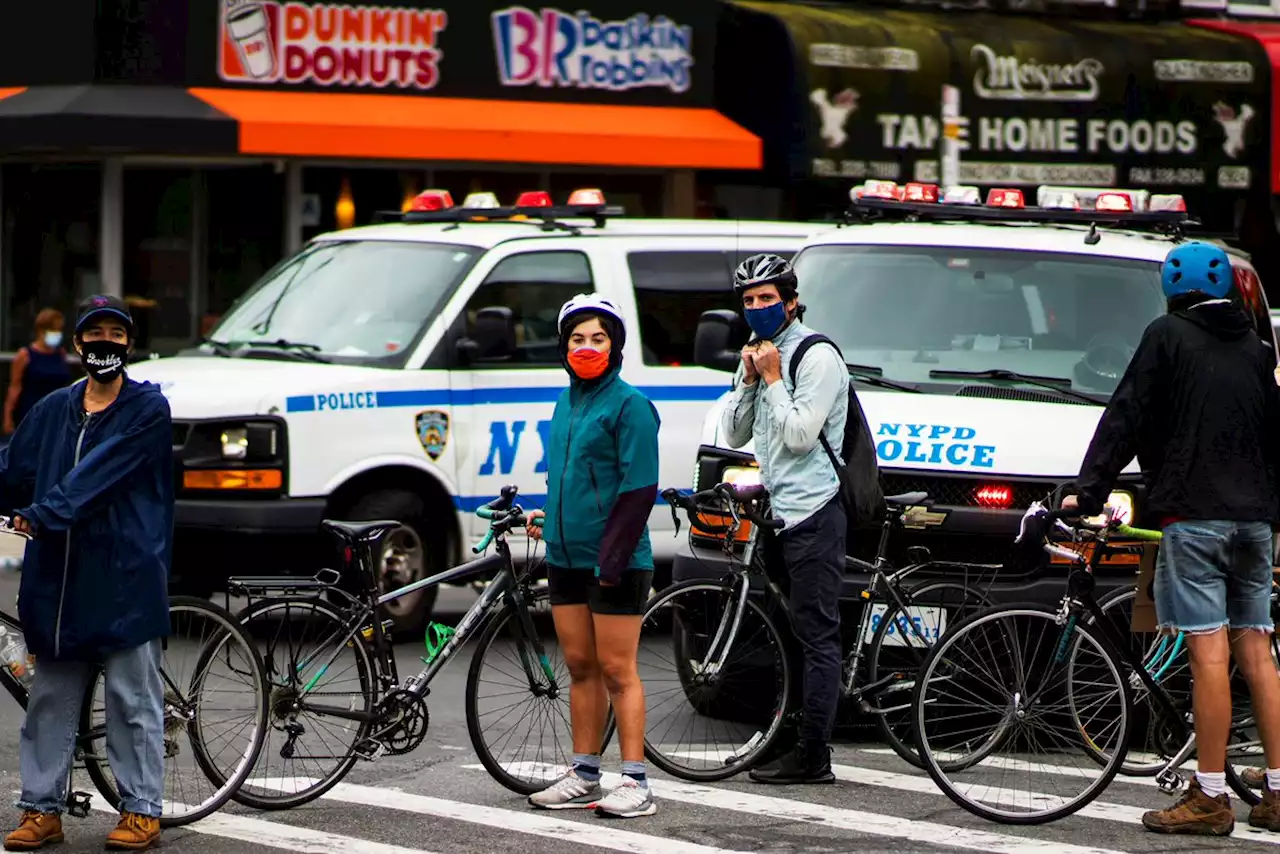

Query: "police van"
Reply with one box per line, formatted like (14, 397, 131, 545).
(678, 181, 1278, 622)
(129, 188, 828, 634)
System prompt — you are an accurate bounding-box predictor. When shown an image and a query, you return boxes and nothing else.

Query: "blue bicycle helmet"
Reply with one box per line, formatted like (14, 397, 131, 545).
(1162, 241, 1232, 300)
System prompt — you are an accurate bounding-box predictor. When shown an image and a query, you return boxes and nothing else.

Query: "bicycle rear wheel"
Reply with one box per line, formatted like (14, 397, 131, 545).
(631, 578, 792, 782)
(915, 604, 1132, 824)
(79, 596, 268, 827)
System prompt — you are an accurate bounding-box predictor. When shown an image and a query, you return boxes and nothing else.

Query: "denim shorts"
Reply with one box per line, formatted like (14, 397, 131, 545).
(1154, 520, 1275, 634)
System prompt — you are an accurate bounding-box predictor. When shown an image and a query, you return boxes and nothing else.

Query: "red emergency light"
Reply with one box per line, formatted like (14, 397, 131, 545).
(1095, 192, 1134, 213)
(567, 188, 607, 206)
(861, 180, 900, 200)
(986, 188, 1024, 208)
(409, 190, 454, 212)
(975, 484, 1014, 509)
(515, 191, 553, 208)
(902, 183, 939, 203)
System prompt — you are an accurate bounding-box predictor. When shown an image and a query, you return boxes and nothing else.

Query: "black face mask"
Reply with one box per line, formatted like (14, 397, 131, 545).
(80, 339, 128, 383)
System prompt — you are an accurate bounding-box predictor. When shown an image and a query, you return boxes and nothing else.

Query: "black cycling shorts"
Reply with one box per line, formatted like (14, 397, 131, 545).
(546, 566, 654, 616)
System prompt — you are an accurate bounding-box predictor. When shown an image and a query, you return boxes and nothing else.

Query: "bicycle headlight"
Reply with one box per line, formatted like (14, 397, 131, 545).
(1084, 489, 1135, 527)
(722, 466, 761, 488)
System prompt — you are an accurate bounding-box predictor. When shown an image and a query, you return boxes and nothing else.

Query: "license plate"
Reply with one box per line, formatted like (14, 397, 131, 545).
(860, 604, 946, 647)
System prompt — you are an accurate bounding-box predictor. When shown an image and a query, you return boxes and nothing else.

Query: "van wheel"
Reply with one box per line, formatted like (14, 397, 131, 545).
(345, 490, 440, 639)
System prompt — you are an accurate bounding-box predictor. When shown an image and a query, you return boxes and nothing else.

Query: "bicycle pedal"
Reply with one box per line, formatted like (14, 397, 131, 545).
(66, 792, 91, 818)
(1156, 770, 1186, 794)
(353, 740, 386, 761)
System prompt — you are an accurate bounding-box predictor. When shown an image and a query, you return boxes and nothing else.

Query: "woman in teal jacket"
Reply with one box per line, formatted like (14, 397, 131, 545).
(526, 294, 661, 820)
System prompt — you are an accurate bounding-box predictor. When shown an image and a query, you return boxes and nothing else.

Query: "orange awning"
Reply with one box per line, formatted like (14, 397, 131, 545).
(0, 88, 26, 102)
(188, 88, 761, 170)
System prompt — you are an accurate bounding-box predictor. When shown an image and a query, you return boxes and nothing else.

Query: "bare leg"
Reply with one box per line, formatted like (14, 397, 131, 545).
(592, 613, 645, 762)
(1185, 629, 1232, 772)
(551, 604, 608, 755)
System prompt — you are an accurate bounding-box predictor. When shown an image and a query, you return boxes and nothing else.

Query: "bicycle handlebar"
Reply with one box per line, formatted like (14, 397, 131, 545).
(661, 483, 785, 534)
(471, 485, 544, 554)
(1015, 500, 1161, 565)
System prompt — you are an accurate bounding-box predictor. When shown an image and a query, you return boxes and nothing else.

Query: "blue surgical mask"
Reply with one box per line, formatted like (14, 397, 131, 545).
(744, 302, 789, 340)
(42, 331, 62, 348)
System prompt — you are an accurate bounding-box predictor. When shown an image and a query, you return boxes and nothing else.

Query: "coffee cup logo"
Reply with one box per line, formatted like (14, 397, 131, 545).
(226, 2, 277, 79)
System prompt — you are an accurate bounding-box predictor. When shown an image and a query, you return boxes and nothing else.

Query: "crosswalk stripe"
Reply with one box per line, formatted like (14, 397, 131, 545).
(857, 747, 1203, 782)
(85, 793, 436, 854)
(250, 777, 752, 854)
(459, 764, 1129, 854)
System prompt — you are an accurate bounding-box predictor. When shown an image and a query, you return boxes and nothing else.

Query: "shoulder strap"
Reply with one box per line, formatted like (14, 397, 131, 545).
(789, 333, 844, 470)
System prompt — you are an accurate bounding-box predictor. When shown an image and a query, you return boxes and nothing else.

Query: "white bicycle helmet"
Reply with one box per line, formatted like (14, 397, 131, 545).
(557, 293, 625, 336)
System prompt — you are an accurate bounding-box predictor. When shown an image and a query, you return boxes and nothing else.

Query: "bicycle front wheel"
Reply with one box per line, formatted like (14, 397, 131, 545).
(634, 578, 792, 782)
(79, 596, 268, 827)
(466, 585, 576, 795)
(915, 604, 1132, 824)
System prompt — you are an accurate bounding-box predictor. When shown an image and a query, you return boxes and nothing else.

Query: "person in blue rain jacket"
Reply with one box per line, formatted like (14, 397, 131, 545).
(1, 294, 172, 852)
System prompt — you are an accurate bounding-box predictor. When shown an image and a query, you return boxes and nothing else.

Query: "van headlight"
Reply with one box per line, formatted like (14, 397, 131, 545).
(221, 427, 249, 460)
(1085, 490, 1135, 527)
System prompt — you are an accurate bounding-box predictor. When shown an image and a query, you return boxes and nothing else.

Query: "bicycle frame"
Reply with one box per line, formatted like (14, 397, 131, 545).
(276, 527, 557, 723)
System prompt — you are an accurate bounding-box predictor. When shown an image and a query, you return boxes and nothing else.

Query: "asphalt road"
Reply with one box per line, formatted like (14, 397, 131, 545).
(0, 541, 1276, 853)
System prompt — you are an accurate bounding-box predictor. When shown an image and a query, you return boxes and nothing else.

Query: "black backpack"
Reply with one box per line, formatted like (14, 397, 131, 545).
(789, 334, 886, 527)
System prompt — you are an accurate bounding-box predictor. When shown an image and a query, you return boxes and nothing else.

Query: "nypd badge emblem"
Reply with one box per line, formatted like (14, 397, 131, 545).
(415, 410, 449, 461)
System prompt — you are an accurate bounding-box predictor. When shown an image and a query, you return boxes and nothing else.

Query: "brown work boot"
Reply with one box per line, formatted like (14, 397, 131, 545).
(1250, 777, 1280, 831)
(1141, 779, 1234, 836)
(1244, 766, 1266, 789)
(103, 813, 159, 851)
(3, 811, 64, 851)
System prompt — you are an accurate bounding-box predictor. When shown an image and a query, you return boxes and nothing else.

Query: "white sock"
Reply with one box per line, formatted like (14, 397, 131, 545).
(1266, 768, 1280, 791)
(1196, 771, 1227, 798)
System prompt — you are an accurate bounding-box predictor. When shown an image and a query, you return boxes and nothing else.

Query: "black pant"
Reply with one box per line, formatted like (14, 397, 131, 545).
(769, 497, 846, 745)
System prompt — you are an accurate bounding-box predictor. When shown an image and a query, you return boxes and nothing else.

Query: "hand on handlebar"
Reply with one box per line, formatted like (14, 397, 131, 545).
(526, 509, 545, 540)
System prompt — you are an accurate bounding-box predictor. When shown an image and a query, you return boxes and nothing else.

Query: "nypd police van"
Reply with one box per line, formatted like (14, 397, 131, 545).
(129, 188, 827, 634)
(677, 181, 1278, 617)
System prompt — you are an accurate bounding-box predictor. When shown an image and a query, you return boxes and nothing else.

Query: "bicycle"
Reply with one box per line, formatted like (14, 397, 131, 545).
(216, 484, 572, 810)
(0, 516, 268, 827)
(912, 500, 1267, 824)
(631, 481, 995, 781)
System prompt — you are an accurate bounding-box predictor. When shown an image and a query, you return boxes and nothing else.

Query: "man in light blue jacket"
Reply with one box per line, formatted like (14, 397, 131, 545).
(721, 254, 849, 785)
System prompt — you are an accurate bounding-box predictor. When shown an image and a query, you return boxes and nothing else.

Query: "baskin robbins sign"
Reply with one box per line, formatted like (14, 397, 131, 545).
(218, 0, 448, 89)
(491, 6, 693, 93)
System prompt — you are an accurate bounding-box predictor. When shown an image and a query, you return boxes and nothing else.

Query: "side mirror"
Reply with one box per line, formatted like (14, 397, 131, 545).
(694, 309, 748, 373)
(457, 306, 517, 364)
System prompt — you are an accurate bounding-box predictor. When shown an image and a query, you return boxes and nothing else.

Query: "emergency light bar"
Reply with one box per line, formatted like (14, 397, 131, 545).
(375, 188, 625, 226)
(845, 180, 1193, 230)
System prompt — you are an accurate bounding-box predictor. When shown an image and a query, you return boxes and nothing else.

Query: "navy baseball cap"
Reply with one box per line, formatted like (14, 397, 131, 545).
(75, 294, 134, 336)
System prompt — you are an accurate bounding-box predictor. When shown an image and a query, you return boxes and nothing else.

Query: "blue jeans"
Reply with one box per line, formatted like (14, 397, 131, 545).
(17, 639, 164, 817)
(1154, 521, 1275, 634)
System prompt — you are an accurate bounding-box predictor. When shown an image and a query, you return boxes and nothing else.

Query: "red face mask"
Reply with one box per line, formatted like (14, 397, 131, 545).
(567, 347, 609, 380)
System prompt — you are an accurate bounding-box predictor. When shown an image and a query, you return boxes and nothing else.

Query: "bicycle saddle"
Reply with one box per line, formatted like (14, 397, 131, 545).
(321, 519, 400, 544)
(884, 491, 929, 507)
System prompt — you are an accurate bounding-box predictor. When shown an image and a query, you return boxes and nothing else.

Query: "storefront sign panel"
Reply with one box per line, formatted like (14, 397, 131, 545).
(749, 4, 1269, 196)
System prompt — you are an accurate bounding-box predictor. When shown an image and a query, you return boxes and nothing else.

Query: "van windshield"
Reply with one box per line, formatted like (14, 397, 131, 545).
(791, 244, 1167, 398)
(206, 240, 481, 367)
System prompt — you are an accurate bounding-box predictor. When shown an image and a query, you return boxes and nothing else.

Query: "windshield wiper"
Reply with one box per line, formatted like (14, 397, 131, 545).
(237, 339, 330, 363)
(928, 368, 1103, 406)
(198, 338, 233, 357)
(846, 363, 921, 393)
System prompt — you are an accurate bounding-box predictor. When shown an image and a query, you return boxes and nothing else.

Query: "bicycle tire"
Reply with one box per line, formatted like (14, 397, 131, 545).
(914, 604, 1133, 825)
(80, 596, 269, 827)
(227, 596, 377, 811)
(466, 585, 576, 795)
(866, 580, 989, 770)
(635, 578, 793, 782)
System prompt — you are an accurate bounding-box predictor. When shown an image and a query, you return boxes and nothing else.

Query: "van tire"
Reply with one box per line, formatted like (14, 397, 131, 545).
(343, 489, 440, 640)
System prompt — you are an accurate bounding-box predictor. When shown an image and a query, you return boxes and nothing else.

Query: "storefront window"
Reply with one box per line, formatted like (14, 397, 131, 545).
(122, 167, 193, 354)
(205, 165, 285, 336)
(0, 164, 102, 350)
(301, 167, 403, 243)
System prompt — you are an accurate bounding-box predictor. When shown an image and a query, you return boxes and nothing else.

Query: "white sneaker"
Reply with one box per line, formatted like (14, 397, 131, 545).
(527, 769, 603, 810)
(594, 778, 657, 818)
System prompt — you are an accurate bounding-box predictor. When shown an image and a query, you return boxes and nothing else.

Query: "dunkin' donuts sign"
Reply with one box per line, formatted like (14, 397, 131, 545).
(218, 0, 448, 89)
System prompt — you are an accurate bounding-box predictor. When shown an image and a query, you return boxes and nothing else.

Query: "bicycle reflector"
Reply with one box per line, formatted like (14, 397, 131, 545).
(975, 484, 1014, 508)
(1095, 191, 1134, 212)
(902, 182, 939, 202)
(567, 188, 607, 206)
(408, 190, 454, 212)
(986, 188, 1024, 208)
(515, 190, 553, 208)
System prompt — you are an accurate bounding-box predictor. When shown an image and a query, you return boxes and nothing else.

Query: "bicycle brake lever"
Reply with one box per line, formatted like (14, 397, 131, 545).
(669, 499, 681, 536)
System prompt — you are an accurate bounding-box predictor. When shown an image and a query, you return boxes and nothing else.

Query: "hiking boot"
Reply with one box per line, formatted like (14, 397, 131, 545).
(103, 813, 159, 851)
(594, 779, 657, 819)
(527, 769, 602, 810)
(1244, 766, 1266, 789)
(1141, 779, 1234, 836)
(1250, 777, 1280, 831)
(748, 741, 835, 785)
(3, 811, 64, 851)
